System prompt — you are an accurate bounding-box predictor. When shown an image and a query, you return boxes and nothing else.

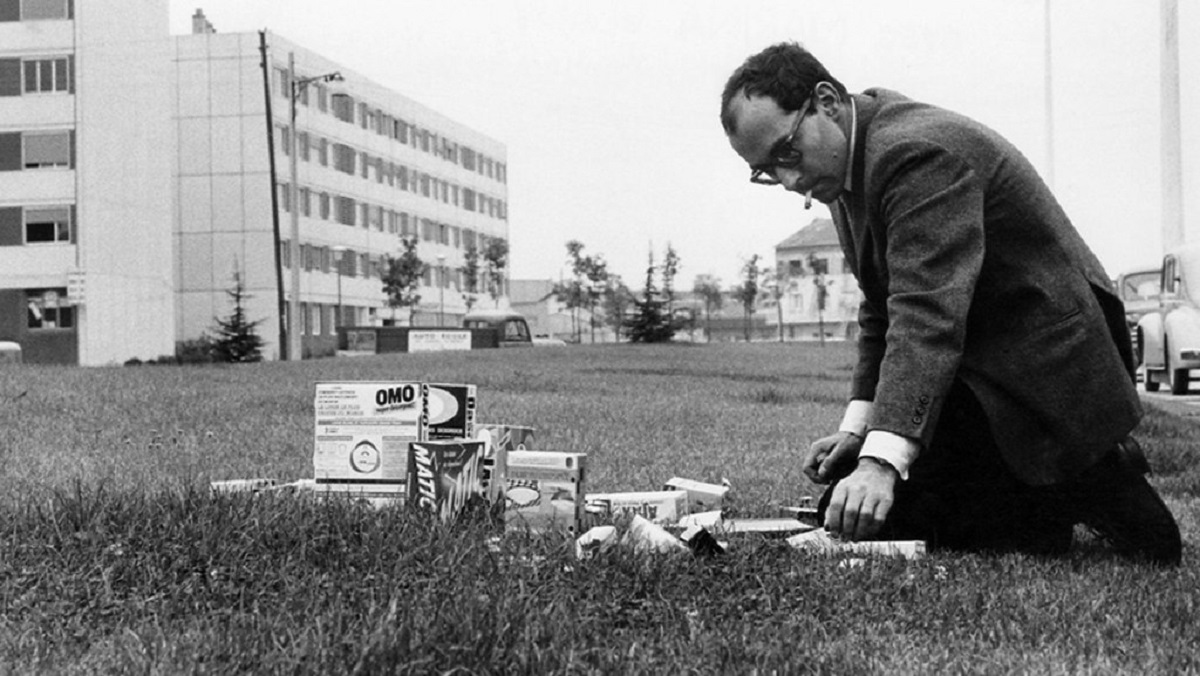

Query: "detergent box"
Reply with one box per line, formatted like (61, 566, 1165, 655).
(505, 450, 586, 534)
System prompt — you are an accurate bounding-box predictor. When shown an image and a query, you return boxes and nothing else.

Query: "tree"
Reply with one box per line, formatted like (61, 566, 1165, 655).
(554, 240, 611, 343)
(692, 274, 724, 342)
(460, 245, 481, 312)
(661, 244, 680, 315)
(808, 253, 833, 346)
(381, 237, 428, 325)
(211, 266, 264, 363)
(482, 238, 509, 307)
(734, 254, 761, 341)
(624, 248, 675, 343)
(763, 264, 791, 342)
(602, 276, 635, 341)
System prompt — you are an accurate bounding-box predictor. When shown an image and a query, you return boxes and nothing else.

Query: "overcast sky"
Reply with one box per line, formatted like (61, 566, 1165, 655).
(169, 1, 1199, 288)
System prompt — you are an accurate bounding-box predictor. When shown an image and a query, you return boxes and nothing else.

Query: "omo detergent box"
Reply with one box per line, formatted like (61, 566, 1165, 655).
(407, 440, 488, 523)
(313, 382, 426, 506)
(505, 451, 586, 534)
(425, 384, 477, 440)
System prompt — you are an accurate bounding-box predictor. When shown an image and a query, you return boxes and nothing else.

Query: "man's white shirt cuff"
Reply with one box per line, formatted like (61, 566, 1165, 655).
(837, 399, 873, 437)
(860, 430, 918, 480)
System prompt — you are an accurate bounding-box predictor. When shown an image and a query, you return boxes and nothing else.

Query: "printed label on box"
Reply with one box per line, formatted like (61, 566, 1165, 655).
(505, 451, 586, 534)
(586, 491, 689, 524)
(426, 383, 477, 440)
(313, 382, 427, 505)
(408, 440, 488, 522)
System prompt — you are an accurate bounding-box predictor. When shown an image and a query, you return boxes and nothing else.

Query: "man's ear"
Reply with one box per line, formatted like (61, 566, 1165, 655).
(813, 81, 843, 117)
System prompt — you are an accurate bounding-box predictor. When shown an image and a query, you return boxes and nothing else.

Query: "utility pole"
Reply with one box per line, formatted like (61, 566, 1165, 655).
(1161, 0, 1184, 249)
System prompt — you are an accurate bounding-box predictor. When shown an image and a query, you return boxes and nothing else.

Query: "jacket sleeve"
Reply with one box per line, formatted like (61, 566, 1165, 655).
(867, 141, 985, 447)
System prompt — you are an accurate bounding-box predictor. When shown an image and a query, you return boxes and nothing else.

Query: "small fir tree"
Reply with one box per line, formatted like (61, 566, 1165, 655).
(461, 245, 481, 312)
(624, 248, 675, 343)
(212, 268, 265, 363)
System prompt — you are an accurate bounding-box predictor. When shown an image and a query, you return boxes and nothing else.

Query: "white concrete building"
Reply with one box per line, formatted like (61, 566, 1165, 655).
(0, 0, 176, 365)
(174, 15, 511, 360)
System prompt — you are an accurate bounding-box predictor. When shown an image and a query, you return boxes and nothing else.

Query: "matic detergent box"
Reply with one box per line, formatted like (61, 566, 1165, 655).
(505, 451, 586, 534)
(313, 382, 426, 507)
(475, 424, 535, 503)
(585, 491, 688, 524)
(425, 383, 477, 440)
(407, 440, 488, 523)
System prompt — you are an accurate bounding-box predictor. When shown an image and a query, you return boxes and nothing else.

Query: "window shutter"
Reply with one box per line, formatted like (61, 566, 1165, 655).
(0, 59, 20, 96)
(0, 132, 19, 171)
(0, 207, 21, 246)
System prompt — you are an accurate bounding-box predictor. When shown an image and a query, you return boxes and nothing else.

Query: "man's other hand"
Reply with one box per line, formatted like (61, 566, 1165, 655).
(803, 431, 863, 484)
(824, 457, 899, 541)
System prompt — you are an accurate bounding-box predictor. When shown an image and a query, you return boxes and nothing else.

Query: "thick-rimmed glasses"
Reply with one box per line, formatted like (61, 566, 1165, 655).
(749, 97, 813, 186)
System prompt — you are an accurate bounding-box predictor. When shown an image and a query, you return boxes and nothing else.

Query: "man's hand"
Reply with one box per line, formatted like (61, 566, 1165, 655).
(803, 431, 863, 484)
(824, 457, 899, 541)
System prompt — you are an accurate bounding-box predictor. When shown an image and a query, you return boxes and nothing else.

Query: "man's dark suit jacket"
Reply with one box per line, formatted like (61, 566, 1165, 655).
(832, 88, 1140, 486)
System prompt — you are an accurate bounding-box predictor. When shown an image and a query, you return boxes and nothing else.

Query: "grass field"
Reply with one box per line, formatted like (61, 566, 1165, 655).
(1, 343, 1197, 674)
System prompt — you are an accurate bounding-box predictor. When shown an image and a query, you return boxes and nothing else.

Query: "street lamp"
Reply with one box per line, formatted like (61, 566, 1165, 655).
(332, 245, 346, 330)
(437, 253, 446, 327)
(287, 51, 342, 361)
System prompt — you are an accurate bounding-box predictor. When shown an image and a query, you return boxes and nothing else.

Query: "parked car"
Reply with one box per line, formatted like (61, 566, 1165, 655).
(462, 310, 533, 347)
(1137, 246, 1200, 394)
(1115, 263, 1162, 365)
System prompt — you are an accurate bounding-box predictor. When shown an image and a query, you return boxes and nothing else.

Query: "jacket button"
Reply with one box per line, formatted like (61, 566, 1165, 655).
(916, 406, 927, 416)
(918, 395, 930, 405)
(911, 415, 922, 425)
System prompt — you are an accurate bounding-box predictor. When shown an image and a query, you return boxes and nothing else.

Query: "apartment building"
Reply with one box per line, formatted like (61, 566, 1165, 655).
(175, 14, 510, 360)
(0, 3, 510, 364)
(0, 0, 176, 365)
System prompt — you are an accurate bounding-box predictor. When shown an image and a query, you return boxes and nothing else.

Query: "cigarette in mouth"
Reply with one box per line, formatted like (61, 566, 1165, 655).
(804, 190, 813, 210)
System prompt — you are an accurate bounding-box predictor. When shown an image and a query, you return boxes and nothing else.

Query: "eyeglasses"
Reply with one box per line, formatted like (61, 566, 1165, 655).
(749, 97, 813, 186)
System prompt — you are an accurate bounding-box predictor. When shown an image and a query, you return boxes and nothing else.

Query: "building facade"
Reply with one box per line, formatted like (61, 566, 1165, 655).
(0, 0, 176, 365)
(0, 4, 510, 364)
(175, 15, 510, 360)
(767, 218, 861, 341)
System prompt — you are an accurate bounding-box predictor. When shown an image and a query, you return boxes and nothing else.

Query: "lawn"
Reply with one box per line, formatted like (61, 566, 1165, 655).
(0, 343, 1197, 674)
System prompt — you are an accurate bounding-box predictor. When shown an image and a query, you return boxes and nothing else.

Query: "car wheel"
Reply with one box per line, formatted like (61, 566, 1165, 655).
(1167, 337, 1190, 395)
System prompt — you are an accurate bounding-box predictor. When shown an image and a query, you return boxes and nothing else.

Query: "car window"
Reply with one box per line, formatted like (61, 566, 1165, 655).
(1121, 271, 1160, 301)
(505, 320, 529, 340)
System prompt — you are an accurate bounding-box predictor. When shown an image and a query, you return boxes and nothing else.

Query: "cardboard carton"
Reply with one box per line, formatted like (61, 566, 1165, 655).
(662, 477, 730, 513)
(586, 490, 688, 524)
(425, 383, 477, 440)
(408, 439, 488, 522)
(505, 450, 586, 534)
(313, 381, 426, 507)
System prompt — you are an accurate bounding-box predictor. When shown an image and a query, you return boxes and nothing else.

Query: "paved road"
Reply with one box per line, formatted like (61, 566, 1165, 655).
(1139, 383, 1200, 420)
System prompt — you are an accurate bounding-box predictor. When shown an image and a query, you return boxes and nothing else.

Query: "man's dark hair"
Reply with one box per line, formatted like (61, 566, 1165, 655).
(720, 42, 847, 134)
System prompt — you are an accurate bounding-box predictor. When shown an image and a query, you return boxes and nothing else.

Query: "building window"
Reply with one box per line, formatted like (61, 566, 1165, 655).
(23, 130, 70, 168)
(275, 67, 289, 98)
(334, 195, 355, 226)
(23, 57, 70, 94)
(319, 192, 330, 220)
(278, 124, 290, 155)
(331, 93, 353, 123)
(26, 288, 73, 329)
(359, 203, 369, 229)
(25, 206, 69, 243)
(299, 187, 311, 217)
(332, 143, 354, 174)
(298, 131, 309, 161)
(316, 83, 328, 112)
(317, 137, 328, 166)
(277, 183, 291, 212)
(20, 0, 70, 20)
(280, 239, 291, 269)
(360, 151, 369, 179)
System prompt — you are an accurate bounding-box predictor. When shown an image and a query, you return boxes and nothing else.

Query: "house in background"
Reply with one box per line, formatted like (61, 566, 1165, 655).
(766, 218, 861, 341)
(509, 278, 615, 343)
